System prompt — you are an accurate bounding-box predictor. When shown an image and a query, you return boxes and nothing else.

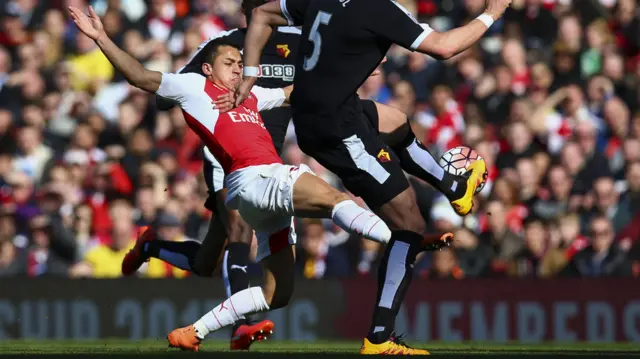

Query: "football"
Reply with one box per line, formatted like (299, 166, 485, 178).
(439, 146, 486, 193)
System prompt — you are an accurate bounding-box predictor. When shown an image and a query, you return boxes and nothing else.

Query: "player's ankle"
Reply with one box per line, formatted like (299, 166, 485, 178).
(442, 173, 467, 200)
(366, 331, 389, 345)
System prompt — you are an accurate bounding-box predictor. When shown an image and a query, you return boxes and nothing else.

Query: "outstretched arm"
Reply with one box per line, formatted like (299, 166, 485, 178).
(416, 0, 512, 59)
(245, 2, 289, 72)
(68, 6, 161, 93)
(234, 1, 289, 107)
(370, 0, 511, 60)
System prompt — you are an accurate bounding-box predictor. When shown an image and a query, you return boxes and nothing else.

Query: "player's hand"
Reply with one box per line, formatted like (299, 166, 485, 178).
(234, 77, 257, 107)
(484, 0, 512, 20)
(68, 5, 104, 41)
(213, 92, 235, 113)
(369, 56, 388, 77)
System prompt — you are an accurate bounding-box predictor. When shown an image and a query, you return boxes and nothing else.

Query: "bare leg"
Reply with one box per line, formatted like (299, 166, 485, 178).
(291, 172, 350, 218)
(292, 172, 392, 243)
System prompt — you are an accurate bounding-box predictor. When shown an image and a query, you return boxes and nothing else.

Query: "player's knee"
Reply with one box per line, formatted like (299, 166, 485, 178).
(328, 190, 351, 207)
(388, 210, 425, 234)
(403, 212, 426, 234)
(382, 191, 426, 233)
(377, 103, 410, 146)
(226, 210, 253, 244)
(192, 258, 215, 277)
(303, 182, 350, 213)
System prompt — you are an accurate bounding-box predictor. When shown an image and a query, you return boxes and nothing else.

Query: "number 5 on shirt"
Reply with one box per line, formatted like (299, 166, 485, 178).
(303, 11, 332, 71)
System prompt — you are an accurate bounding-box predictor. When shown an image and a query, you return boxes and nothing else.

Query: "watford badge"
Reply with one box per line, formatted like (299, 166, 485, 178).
(277, 44, 291, 58)
(377, 149, 391, 163)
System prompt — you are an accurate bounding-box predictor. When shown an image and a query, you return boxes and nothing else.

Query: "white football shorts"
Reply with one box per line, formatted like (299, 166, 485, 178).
(226, 163, 314, 261)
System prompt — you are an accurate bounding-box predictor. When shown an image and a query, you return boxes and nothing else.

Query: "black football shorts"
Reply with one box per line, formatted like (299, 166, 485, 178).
(292, 97, 408, 209)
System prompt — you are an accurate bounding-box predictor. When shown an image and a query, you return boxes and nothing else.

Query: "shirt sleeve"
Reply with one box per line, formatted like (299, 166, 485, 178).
(365, 0, 433, 51)
(252, 86, 286, 111)
(155, 73, 200, 104)
(280, 0, 310, 26)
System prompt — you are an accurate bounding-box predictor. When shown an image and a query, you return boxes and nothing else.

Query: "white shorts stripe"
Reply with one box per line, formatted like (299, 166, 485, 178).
(204, 147, 225, 192)
(280, 0, 295, 26)
(342, 135, 390, 184)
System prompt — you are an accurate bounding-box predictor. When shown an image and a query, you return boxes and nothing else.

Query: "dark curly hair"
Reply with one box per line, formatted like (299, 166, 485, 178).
(201, 38, 243, 64)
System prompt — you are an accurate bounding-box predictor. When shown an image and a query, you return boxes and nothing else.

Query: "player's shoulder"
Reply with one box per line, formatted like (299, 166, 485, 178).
(209, 28, 246, 43)
(224, 28, 247, 45)
(164, 72, 206, 85)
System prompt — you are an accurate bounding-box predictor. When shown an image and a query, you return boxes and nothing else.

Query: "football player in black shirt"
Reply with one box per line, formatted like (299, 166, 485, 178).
(235, 0, 511, 354)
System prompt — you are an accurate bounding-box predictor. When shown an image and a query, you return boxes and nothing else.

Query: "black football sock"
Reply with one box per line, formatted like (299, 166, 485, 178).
(143, 240, 201, 273)
(224, 242, 252, 334)
(366, 230, 422, 344)
(389, 123, 466, 200)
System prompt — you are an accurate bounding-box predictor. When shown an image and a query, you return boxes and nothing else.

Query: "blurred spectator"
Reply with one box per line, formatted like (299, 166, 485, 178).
(508, 216, 559, 277)
(480, 200, 523, 270)
(0, 206, 21, 276)
(298, 219, 351, 279)
(423, 248, 464, 279)
(452, 227, 492, 277)
(67, 30, 114, 92)
(562, 215, 633, 277)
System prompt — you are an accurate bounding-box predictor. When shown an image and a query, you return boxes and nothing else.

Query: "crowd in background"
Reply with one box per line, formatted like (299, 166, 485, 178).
(0, 0, 639, 279)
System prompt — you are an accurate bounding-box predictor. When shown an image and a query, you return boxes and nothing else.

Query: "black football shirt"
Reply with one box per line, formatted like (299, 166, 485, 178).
(280, 0, 432, 114)
(179, 26, 302, 89)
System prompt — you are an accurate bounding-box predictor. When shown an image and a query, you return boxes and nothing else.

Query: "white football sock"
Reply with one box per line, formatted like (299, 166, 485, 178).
(331, 200, 391, 243)
(406, 139, 445, 181)
(193, 287, 269, 339)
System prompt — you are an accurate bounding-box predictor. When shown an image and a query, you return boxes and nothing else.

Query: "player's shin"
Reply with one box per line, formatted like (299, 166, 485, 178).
(331, 200, 391, 244)
(366, 230, 422, 344)
(223, 242, 252, 329)
(389, 126, 464, 200)
(193, 287, 270, 339)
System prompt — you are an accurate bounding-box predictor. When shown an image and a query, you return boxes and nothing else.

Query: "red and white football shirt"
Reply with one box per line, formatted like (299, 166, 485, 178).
(156, 72, 286, 174)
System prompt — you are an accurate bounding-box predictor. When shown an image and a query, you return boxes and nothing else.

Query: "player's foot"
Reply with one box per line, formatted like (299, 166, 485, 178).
(360, 337, 430, 355)
(230, 320, 274, 350)
(422, 232, 454, 252)
(167, 325, 201, 352)
(450, 159, 487, 216)
(121, 226, 155, 276)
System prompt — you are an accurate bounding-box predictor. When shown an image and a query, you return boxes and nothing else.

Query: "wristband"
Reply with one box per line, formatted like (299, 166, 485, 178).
(476, 13, 494, 28)
(243, 66, 259, 77)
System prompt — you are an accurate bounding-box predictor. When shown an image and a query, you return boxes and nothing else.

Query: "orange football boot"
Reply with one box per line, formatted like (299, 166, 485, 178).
(121, 226, 156, 276)
(422, 232, 454, 251)
(167, 325, 201, 352)
(230, 320, 274, 350)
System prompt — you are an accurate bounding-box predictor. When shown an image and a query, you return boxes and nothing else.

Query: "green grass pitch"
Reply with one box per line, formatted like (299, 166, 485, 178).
(1, 340, 639, 355)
